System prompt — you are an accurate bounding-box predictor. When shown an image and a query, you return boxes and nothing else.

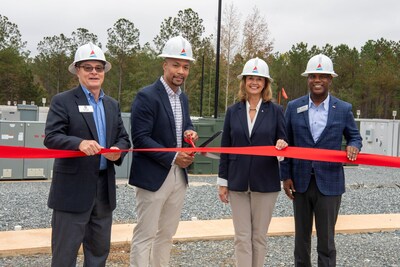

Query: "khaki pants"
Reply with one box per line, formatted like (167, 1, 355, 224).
(130, 166, 186, 267)
(230, 190, 279, 267)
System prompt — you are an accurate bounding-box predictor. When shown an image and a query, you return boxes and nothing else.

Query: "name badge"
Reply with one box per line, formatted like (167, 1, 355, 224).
(297, 105, 308, 113)
(78, 105, 94, 113)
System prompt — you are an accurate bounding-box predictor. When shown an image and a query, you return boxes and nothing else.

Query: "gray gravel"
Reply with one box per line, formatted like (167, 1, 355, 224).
(0, 165, 399, 266)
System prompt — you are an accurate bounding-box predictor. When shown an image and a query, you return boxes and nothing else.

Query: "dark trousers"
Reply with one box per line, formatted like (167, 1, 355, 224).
(293, 176, 341, 267)
(51, 172, 113, 267)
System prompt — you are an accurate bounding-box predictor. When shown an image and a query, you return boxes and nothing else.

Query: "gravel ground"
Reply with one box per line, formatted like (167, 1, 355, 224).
(0, 165, 399, 266)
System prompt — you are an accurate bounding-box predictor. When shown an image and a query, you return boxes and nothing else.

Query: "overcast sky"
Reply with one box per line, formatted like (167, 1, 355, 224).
(2, 0, 400, 57)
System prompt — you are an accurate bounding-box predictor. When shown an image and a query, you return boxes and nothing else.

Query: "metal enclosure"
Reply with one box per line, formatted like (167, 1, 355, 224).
(358, 119, 400, 156)
(0, 121, 25, 179)
(114, 113, 131, 179)
(0, 105, 20, 121)
(24, 122, 51, 179)
(17, 104, 38, 121)
(188, 117, 224, 174)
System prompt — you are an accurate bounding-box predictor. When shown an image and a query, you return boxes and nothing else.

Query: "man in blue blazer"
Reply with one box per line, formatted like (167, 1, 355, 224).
(129, 36, 198, 267)
(280, 54, 362, 267)
(44, 43, 130, 267)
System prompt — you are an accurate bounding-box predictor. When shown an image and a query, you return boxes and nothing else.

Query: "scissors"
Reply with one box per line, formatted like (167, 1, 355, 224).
(184, 130, 223, 159)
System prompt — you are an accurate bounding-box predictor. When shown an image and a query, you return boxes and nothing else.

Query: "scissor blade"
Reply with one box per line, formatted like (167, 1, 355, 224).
(200, 152, 220, 160)
(198, 130, 223, 147)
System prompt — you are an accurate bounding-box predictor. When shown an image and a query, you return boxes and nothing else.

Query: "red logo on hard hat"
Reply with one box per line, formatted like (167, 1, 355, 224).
(316, 63, 323, 70)
(180, 49, 187, 56)
(252, 66, 258, 73)
(89, 50, 96, 58)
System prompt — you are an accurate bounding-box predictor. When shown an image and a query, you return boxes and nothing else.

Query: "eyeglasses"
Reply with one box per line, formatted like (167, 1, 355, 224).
(78, 65, 105, 73)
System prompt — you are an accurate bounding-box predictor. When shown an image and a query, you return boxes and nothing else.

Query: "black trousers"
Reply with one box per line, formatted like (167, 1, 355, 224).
(293, 175, 341, 267)
(51, 171, 113, 267)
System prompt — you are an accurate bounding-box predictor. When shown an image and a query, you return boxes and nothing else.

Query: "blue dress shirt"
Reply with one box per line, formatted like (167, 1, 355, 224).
(81, 86, 107, 170)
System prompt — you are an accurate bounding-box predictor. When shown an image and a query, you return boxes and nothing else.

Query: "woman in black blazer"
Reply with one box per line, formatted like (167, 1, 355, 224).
(218, 57, 288, 267)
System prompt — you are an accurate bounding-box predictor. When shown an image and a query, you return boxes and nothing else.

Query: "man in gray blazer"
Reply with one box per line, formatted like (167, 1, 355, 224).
(280, 54, 362, 267)
(44, 42, 130, 267)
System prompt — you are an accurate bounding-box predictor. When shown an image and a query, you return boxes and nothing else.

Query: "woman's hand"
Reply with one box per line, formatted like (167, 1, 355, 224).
(218, 186, 229, 204)
(275, 139, 288, 150)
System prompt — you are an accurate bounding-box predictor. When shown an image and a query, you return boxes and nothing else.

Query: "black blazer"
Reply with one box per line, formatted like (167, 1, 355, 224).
(44, 86, 131, 212)
(219, 101, 287, 192)
(129, 79, 194, 191)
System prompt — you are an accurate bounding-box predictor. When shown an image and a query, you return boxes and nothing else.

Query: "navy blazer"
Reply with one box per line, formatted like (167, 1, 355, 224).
(218, 101, 287, 192)
(44, 86, 131, 212)
(129, 79, 194, 192)
(280, 95, 362, 196)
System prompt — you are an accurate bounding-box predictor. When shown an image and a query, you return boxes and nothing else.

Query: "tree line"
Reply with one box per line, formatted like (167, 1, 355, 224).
(0, 5, 399, 119)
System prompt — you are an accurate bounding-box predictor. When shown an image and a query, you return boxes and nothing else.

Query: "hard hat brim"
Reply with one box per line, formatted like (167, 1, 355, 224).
(301, 71, 338, 77)
(158, 54, 195, 62)
(237, 73, 273, 83)
(68, 60, 112, 74)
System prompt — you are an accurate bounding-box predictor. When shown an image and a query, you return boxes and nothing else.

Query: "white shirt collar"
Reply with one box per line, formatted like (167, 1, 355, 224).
(246, 98, 262, 111)
(160, 76, 182, 97)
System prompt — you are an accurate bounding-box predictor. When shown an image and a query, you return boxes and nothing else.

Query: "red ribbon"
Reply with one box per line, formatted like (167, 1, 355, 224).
(1, 145, 399, 168)
(0, 145, 86, 158)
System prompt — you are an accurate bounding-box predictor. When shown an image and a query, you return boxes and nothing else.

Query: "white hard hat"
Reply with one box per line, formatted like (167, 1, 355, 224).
(237, 57, 273, 82)
(68, 42, 112, 74)
(158, 36, 195, 61)
(301, 54, 338, 77)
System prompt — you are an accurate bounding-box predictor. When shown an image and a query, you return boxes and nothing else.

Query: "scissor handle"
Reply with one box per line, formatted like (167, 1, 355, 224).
(184, 137, 195, 148)
(184, 137, 196, 156)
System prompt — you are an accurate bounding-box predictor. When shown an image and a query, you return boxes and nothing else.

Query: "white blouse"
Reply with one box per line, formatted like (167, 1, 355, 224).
(246, 99, 262, 135)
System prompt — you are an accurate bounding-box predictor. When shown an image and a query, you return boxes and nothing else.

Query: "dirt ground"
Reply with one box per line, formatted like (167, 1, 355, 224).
(102, 243, 130, 267)
(96, 243, 183, 267)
